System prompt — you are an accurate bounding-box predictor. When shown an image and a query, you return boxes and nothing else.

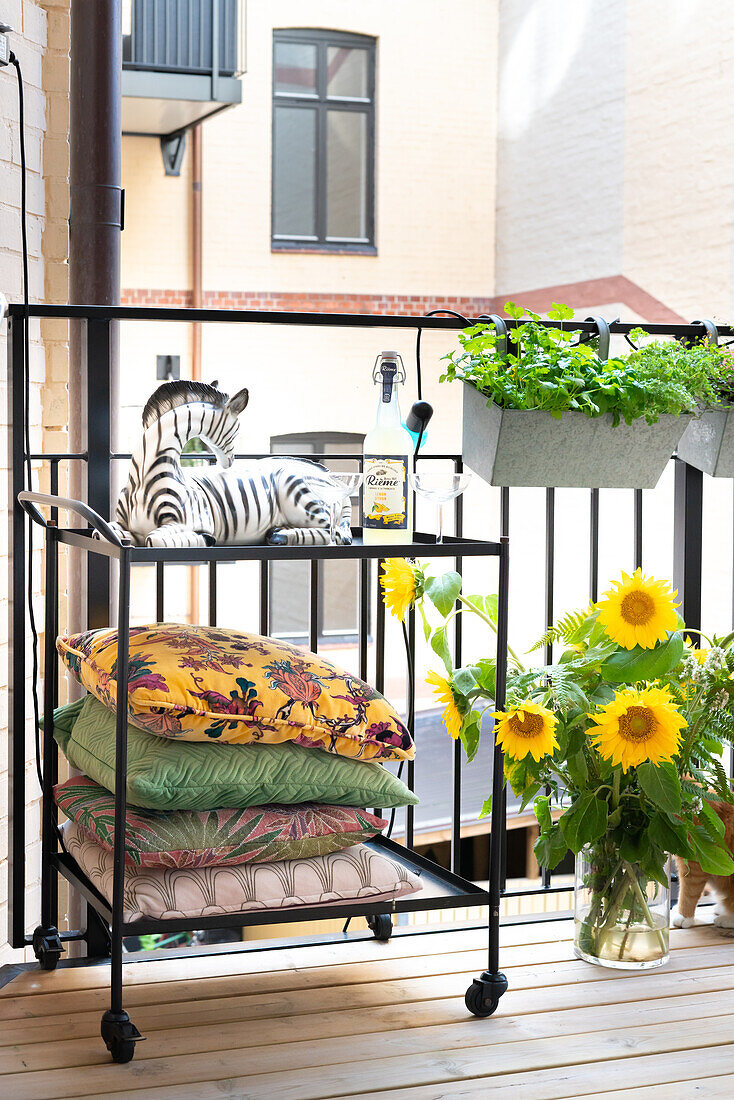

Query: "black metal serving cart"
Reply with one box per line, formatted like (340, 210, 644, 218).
(7, 303, 510, 1063)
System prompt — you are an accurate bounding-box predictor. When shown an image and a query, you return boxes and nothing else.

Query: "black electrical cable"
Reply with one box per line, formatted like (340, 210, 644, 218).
(11, 53, 44, 793)
(415, 308, 474, 403)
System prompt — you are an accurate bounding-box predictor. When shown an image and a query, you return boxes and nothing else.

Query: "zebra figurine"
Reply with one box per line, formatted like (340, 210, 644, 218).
(108, 380, 353, 548)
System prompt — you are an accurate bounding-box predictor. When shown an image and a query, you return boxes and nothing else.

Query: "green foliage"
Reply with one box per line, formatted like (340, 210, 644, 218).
(636, 761, 681, 815)
(600, 632, 684, 682)
(397, 559, 734, 884)
(440, 304, 728, 425)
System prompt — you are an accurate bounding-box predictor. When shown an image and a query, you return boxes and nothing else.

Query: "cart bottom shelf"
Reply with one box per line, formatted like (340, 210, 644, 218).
(52, 836, 490, 939)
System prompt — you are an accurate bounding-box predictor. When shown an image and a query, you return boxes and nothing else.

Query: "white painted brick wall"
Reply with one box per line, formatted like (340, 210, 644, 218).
(0, 0, 69, 967)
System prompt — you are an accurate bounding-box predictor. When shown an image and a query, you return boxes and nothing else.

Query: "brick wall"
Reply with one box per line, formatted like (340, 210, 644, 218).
(0, 0, 70, 965)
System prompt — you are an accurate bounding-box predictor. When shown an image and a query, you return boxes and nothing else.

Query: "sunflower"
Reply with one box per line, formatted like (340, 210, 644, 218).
(596, 568, 678, 650)
(381, 559, 422, 621)
(587, 685, 686, 771)
(426, 670, 462, 740)
(492, 701, 559, 762)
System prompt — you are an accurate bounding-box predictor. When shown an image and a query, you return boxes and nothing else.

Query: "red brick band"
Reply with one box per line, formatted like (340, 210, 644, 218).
(122, 277, 683, 324)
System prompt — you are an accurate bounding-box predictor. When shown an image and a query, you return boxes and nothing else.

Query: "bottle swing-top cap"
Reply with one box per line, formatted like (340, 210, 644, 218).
(373, 351, 406, 401)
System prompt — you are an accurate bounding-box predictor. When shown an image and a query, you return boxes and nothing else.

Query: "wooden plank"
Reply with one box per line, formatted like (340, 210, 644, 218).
(2, 985, 734, 1076)
(0, 919, 726, 1017)
(32, 1016, 734, 1100)
(2, 955, 734, 1050)
(5, 915, 723, 1002)
(0, 921, 573, 999)
(1, 937, 731, 1028)
(594, 1081, 734, 1100)
(346, 1045, 734, 1100)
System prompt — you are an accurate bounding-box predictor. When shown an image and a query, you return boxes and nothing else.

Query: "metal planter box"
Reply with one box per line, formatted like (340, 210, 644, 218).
(676, 410, 734, 477)
(462, 382, 691, 489)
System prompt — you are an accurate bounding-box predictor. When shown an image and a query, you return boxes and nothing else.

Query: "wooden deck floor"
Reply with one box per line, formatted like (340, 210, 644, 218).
(1, 915, 733, 1099)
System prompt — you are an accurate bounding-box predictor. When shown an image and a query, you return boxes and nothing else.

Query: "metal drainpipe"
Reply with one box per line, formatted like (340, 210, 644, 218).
(189, 124, 203, 621)
(67, 0, 122, 955)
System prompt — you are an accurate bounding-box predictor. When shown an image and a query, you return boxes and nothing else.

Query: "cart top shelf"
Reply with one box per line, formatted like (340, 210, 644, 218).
(56, 527, 503, 563)
(18, 489, 503, 562)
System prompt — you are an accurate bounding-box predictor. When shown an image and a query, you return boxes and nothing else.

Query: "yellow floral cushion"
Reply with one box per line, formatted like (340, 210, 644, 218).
(56, 624, 415, 763)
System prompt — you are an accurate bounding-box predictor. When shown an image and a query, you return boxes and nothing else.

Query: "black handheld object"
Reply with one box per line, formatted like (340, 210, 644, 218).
(406, 399, 434, 457)
(406, 400, 434, 435)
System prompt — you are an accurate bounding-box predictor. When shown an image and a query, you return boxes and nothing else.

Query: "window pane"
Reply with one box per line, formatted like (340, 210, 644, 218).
(327, 47, 368, 98)
(274, 41, 317, 95)
(273, 106, 316, 238)
(326, 111, 368, 240)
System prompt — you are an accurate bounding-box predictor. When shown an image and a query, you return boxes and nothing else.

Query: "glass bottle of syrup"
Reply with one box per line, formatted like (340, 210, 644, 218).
(363, 352, 413, 544)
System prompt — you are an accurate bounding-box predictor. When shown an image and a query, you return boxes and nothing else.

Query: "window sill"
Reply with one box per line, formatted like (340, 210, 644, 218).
(271, 242, 377, 257)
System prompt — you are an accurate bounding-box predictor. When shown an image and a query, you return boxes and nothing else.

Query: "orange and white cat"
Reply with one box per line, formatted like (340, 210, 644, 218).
(672, 799, 734, 928)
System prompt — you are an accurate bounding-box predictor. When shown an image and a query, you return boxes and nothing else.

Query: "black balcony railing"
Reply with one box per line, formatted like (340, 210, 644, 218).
(123, 0, 242, 77)
(6, 303, 734, 959)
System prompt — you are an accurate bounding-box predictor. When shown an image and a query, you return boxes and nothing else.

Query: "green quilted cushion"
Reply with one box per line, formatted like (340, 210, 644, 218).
(53, 695, 418, 812)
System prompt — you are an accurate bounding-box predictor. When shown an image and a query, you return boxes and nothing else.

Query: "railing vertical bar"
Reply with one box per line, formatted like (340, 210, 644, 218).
(309, 560, 319, 653)
(673, 459, 703, 635)
(155, 562, 164, 622)
(208, 561, 217, 627)
(634, 489, 643, 570)
(259, 560, 269, 635)
(86, 319, 112, 629)
(8, 313, 27, 947)
(359, 559, 368, 681)
(375, 556, 385, 695)
(50, 460, 59, 524)
(41, 525, 59, 932)
(451, 457, 464, 874)
(589, 488, 599, 602)
(405, 606, 416, 851)
(542, 487, 555, 890)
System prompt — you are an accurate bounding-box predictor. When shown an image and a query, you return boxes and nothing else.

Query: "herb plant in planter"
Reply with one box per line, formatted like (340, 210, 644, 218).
(445, 304, 725, 489)
(382, 559, 734, 969)
(677, 337, 734, 477)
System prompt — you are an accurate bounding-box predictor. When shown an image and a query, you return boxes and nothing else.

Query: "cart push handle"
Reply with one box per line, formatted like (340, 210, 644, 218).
(17, 490, 128, 547)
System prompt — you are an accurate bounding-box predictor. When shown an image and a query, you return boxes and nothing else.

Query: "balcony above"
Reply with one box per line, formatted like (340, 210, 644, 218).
(122, 0, 244, 139)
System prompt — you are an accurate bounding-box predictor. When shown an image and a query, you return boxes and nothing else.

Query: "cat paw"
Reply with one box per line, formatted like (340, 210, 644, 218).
(713, 912, 734, 929)
(671, 909, 697, 928)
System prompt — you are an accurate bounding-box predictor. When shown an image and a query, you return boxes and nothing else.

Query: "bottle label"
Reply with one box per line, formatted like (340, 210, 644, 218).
(363, 456, 408, 530)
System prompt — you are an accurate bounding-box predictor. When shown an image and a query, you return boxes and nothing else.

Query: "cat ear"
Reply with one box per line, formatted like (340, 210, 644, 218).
(227, 388, 249, 416)
(210, 379, 220, 389)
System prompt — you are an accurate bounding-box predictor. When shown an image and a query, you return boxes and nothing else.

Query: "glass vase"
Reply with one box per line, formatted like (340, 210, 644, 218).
(574, 841, 670, 970)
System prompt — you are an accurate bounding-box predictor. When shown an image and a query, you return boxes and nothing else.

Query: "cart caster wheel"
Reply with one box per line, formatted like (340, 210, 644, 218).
(101, 1010, 144, 1064)
(465, 972, 508, 1018)
(32, 926, 63, 971)
(367, 914, 393, 942)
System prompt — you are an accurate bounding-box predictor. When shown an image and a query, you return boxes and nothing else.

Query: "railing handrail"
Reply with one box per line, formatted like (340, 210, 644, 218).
(5, 302, 732, 338)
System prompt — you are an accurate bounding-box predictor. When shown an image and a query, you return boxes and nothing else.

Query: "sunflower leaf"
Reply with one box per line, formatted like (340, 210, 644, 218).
(689, 824, 734, 876)
(424, 572, 462, 618)
(600, 632, 684, 683)
(459, 710, 482, 763)
(637, 761, 682, 815)
(648, 810, 694, 858)
(559, 792, 608, 854)
(534, 794, 552, 832)
(430, 626, 453, 675)
(453, 666, 479, 696)
(478, 795, 492, 819)
(534, 822, 568, 870)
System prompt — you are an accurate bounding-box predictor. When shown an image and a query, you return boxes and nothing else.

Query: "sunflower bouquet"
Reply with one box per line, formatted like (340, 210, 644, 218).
(381, 559, 734, 967)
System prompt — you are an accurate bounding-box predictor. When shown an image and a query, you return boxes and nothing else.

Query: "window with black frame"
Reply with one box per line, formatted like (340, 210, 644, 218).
(272, 29, 376, 252)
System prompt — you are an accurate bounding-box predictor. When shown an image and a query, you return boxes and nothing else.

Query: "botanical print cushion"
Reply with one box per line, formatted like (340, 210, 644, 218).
(52, 696, 419, 811)
(54, 774, 386, 869)
(57, 624, 414, 763)
(62, 821, 422, 921)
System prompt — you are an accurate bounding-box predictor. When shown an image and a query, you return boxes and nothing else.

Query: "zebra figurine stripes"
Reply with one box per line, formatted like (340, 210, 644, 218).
(108, 381, 353, 548)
